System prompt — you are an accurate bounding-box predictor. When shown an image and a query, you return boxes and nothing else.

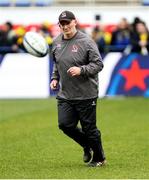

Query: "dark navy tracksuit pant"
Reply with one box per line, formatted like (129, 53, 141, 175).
(57, 98, 105, 162)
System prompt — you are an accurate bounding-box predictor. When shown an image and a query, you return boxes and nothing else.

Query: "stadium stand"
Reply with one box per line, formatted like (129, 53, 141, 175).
(0, 18, 149, 55)
(53, 0, 140, 6)
(34, 0, 53, 6)
(0, 0, 149, 54)
(0, 0, 146, 6)
(0, 0, 11, 6)
(14, 0, 32, 7)
(142, 0, 149, 5)
(0, 0, 53, 6)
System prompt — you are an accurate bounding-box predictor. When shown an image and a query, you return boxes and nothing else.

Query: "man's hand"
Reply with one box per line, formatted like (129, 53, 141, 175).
(67, 66, 81, 77)
(50, 79, 59, 90)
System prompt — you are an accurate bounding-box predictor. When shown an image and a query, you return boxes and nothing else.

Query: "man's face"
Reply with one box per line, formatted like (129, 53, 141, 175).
(59, 20, 77, 36)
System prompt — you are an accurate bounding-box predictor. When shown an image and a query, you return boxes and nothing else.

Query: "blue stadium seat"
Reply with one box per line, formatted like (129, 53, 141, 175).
(0, 0, 11, 6)
(14, 0, 32, 6)
(142, 0, 149, 5)
(34, 0, 53, 6)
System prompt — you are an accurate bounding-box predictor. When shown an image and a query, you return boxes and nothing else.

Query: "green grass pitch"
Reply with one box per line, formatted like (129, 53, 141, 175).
(0, 97, 149, 179)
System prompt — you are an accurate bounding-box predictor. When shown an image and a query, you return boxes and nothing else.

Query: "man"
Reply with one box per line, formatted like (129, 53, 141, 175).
(50, 10, 106, 167)
(0, 21, 19, 54)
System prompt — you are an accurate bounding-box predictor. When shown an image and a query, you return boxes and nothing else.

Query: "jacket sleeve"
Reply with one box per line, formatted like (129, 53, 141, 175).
(80, 39, 104, 76)
(51, 63, 59, 81)
(50, 45, 59, 81)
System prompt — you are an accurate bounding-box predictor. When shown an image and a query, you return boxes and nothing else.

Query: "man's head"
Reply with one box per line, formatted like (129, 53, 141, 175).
(58, 11, 77, 39)
(59, 11, 76, 24)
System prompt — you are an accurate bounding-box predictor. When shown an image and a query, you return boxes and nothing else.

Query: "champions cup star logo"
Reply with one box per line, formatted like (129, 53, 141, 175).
(119, 60, 149, 91)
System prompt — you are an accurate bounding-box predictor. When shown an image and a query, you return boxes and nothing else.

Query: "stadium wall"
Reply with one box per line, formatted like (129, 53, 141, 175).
(0, 6, 149, 27)
(0, 53, 149, 98)
(0, 54, 49, 98)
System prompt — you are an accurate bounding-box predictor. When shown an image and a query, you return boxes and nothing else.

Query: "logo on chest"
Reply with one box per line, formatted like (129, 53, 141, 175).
(56, 43, 62, 50)
(71, 45, 78, 53)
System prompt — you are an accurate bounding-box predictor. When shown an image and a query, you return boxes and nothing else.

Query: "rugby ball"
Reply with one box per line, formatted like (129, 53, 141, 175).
(23, 31, 49, 57)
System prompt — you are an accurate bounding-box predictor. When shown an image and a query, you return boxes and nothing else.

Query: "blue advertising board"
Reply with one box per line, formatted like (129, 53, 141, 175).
(99, 53, 149, 97)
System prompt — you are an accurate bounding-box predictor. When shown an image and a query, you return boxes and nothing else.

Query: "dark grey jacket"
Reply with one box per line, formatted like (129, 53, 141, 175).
(51, 30, 104, 100)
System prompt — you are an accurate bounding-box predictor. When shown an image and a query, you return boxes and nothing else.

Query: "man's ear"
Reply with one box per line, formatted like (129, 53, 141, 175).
(74, 19, 77, 26)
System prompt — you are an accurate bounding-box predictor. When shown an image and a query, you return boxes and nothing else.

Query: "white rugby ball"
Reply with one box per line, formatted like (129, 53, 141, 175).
(23, 31, 49, 57)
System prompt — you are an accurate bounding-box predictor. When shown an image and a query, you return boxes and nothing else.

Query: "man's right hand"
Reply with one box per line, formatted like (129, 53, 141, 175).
(50, 79, 59, 90)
